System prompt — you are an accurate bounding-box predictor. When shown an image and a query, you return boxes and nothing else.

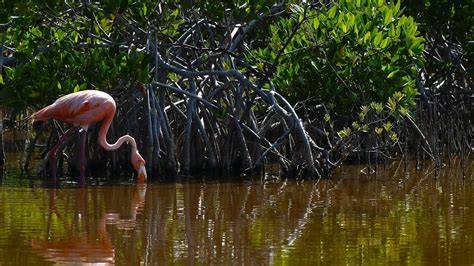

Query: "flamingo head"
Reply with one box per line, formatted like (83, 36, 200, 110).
(131, 151, 147, 183)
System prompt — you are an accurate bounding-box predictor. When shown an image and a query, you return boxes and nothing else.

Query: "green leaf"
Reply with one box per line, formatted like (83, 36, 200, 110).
(370, 102, 383, 113)
(73, 84, 80, 92)
(393, 91, 404, 101)
(170, 8, 179, 19)
(30, 27, 42, 37)
(373, 31, 383, 46)
(338, 127, 352, 138)
(383, 121, 392, 131)
(393, 0, 401, 15)
(5, 67, 14, 80)
(390, 132, 398, 141)
(340, 22, 348, 33)
(389, 24, 395, 37)
(337, 13, 344, 24)
(387, 97, 396, 110)
(380, 38, 390, 49)
(346, 13, 355, 26)
(363, 32, 371, 43)
(71, 31, 79, 43)
(409, 38, 424, 54)
(396, 24, 401, 37)
(399, 106, 408, 116)
(324, 113, 331, 122)
(362, 105, 369, 114)
(312, 18, 319, 30)
(387, 69, 399, 78)
(352, 121, 360, 130)
(54, 29, 65, 41)
(328, 5, 338, 19)
(384, 9, 393, 26)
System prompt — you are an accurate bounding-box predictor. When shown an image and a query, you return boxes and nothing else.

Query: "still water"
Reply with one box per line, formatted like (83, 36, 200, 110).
(0, 158, 473, 265)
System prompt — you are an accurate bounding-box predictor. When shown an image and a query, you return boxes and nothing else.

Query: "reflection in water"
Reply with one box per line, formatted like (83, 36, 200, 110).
(0, 160, 473, 264)
(29, 185, 146, 264)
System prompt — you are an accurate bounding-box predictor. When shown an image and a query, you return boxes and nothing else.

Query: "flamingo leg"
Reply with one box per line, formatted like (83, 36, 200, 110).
(49, 127, 75, 185)
(79, 129, 87, 186)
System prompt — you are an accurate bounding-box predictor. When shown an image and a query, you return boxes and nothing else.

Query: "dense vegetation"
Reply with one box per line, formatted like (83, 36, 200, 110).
(0, 0, 471, 182)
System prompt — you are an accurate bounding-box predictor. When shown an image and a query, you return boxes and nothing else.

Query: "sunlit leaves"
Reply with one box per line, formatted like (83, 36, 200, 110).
(328, 5, 338, 19)
(344, 92, 406, 146)
(73, 84, 86, 92)
(387, 97, 397, 110)
(383, 121, 392, 131)
(312, 18, 320, 30)
(389, 131, 398, 141)
(324, 113, 331, 122)
(373, 31, 383, 46)
(352, 121, 360, 130)
(393, 0, 401, 16)
(251, 0, 425, 114)
(399, 106, 408, 116)
(370, 102, 383, 114)
(1, 0, 160, 108)
(380, 38, 390, 49)
(363, 32, 371, 43)
(338, 127, 352, 139)
(359, 105, 369, 121)
(383, 8, 393, 26)
(387, 69, 399, 79)
(29, 27, 42, 37)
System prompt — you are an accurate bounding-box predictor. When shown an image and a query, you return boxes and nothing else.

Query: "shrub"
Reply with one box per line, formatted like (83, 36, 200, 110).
(250, 0, 424, 112)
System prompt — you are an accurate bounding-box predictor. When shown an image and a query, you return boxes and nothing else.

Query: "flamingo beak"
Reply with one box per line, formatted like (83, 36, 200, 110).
(137, 163, 147, 183)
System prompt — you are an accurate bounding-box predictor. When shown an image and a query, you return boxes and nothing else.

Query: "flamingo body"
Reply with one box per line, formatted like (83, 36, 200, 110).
(32, 90, 147, 184)
(32, 90, 115, 130)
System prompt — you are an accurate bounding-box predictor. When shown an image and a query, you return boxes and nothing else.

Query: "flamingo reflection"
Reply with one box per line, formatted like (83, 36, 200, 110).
(30, 185, 146, 264)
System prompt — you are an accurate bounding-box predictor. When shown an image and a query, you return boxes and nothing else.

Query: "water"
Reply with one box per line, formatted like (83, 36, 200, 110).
(0, 156, 473, 265)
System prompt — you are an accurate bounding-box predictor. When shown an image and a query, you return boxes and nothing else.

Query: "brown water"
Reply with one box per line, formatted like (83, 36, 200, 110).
(0, 158, 473, 265)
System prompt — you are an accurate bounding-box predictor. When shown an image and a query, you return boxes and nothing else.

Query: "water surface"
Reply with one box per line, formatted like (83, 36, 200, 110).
(0, 158, 473, 265)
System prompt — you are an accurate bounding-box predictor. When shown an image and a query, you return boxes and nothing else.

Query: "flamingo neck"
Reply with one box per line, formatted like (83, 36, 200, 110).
(98, 115, 138, 153)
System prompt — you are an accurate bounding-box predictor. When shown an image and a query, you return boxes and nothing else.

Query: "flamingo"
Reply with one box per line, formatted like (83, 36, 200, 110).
(32, 90, 147, 185)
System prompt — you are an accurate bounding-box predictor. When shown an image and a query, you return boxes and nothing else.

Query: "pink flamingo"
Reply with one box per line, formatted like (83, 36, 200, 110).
(32, 90, 147, 185)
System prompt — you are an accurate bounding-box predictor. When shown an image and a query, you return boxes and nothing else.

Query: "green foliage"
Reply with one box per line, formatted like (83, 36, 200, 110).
(251, 0, 424, 112)
(0, 1, 156, 109)
(0, 0, 281, 110)
(0, 0, 428, 115)
(179, 0, 277, 21)
(335, 91, 412, 147)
